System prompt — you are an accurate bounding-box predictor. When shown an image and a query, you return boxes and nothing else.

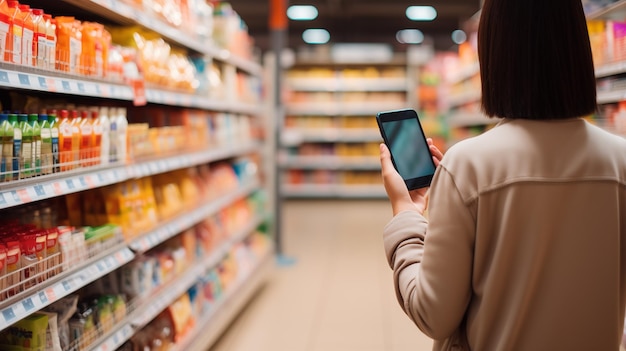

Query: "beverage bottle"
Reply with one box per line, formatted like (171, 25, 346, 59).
(79, 110, 93, 167)
(0, 0, 11, 63)
(38, 114, 52, 175)
(47, 111, 59, 173)
(58, 110, 73, 172)
(7, 1, 22, 64)
(28, 114, 41, 176)
(108, 108, 117, 163)
(55, 16, 75, 72)
(90, 109, 102, 166)
(18, 4, 33, 66)
(0, 113, 7, 181)
(43, 14, 55, 70)
(7, 113, 19, 180)
(18, 114, 32, 178)
(99, 106, 110, 165)
(116, 107, 128, 164)
(31, 8, 44, 68)
(70, 110, 81, 168)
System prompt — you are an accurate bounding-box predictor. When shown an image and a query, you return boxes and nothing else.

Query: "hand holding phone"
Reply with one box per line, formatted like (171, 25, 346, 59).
(376, 108, 437, 190)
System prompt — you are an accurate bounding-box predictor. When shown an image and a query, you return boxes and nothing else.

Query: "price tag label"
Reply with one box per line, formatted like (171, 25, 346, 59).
(85, 175, 95, 188)
(2, 307, 16, 322)
(0, 193, 5, 206)
(132, 79, 147, 106)
(22, 298, 35, 312)
(98, 173, 106, 183)
(53, 182, 63, 195)
(62, 81, 71, 92)
(38, 291, 48, 305)
(10, 191, 20, 204)
(38, 77, 47, 89)
(77, 82, 86, 93)
(45, 288, 56, 301)
(105, 258, 113, 269)
(114, 251, 125, 263)
(0, 71, 9, 83)
(46, 78, 56, 92)
(66, 179, 75, 189)
(79, 177, 87, 187)
(62, 281, 72, 292)
(97, 262, 106, 272)
(33, 185, 45, 197)
(18, 73, 30, 86)
(112, 333, 120, 344)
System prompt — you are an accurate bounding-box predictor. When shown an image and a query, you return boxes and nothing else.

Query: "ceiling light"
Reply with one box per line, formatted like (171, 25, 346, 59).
(396, 29, 424, 44)
(303, 29, 330, 44)
(452, 30, 467, 44)
(287, 5, 318, 21)
(406, 6, 437, 21)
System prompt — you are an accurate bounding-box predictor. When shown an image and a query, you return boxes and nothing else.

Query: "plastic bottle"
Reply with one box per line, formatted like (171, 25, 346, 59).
(80, 22, 96, 76)
(0, 113, 8, 181)
(58, 110, 73, 172)
(98, 106, 110, 165)
(47, 111, 59, 173)
(90, 109, 102, 166)
(28, 114, 41, 176)
(38, 114, 52, 175)
(70, 110, 80, 169)
(108, 108, 117, 163)
(7, 1, 22, 65)
(79, 110, 93, 167)
(31, 9, 44, 68)
(55, 16, 75, 72)
(7, 113, 18, 180)
(71, 20, 82, 74)
(43, 14, 55, 70)
(19, 114, 32, 178)
(0, 0, 11, 62)
(18, 4, 33, 66)
(116, 107, 128, 164)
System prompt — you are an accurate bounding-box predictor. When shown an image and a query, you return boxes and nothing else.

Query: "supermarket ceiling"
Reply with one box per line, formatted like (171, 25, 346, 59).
(227, 0, 482, 52)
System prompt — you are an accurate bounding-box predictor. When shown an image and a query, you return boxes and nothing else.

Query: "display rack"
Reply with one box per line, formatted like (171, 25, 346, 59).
(0, 2, 273, 351)
(280, 54, 415, 198)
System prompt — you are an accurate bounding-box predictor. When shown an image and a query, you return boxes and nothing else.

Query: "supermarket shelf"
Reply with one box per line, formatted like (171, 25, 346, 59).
(595, 61, 626, 78)
(129, 180, 261, 253)
(447, 112, 496, 127)
(60, 0, 262, 75)
(597, 89, 626, 104)
(0, 245, 134, 332)
(287, 102, 407, 116)
(448, 62, 481, 85)
(280, 156, 381, 170)
(282, 184, 387, 198)
(448, 90, 482, 107)
(175, 249, 274, 351)
(0, 62, 133, 100)
(281, 129, 382, 145)
(287, 77, 408, 92)
(587, 0, 626, 20)
(0, 142, 260, 211)
(90, 324, 134, 351)
(145, 89, 262, 115)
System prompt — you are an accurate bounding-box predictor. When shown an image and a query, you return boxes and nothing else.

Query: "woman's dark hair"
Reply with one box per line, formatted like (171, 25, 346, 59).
(478, 0, 597, 119)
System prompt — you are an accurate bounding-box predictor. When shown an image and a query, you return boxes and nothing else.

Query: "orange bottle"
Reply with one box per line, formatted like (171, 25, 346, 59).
(70, 110, 80, 168)
(55, 16, 74, 72)
(80, 22, 96, 76)
(43, 14, 55, 70)
(79, 110, 93, 166)
(91, 109, 102, 165)
(58, 110, 73, 172)
(7, 1, 21, 64)
(18, 4, 33, 66)
(31, 8, 44, 68)
(0, 0, 11, 63)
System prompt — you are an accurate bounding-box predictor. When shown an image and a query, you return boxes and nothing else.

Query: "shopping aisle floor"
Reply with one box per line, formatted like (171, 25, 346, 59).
(210, 200, 433, 351)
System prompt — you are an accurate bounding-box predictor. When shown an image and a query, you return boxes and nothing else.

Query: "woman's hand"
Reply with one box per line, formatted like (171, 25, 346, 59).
(380, 138, 444, 216)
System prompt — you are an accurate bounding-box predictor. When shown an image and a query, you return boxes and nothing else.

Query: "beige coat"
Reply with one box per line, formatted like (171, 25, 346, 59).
(384, 118, 626, 351)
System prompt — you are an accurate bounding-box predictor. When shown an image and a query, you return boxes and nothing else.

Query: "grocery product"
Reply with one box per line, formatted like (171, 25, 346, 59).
(7, 1, 21, 64)
(57, 110, 73, 171)
(28, 114, 41, 176)
(79, 110, 93, 167)
(18, 4, 33, 66)
(0, 312, 48, 351)
(19, 113, 33, 178)
(32, 8, 44, 68)
(0, 0, 11, 62)
(38, 113, 52, 175)
(43, 14, 55, 70)
(47, 111, 59, 173)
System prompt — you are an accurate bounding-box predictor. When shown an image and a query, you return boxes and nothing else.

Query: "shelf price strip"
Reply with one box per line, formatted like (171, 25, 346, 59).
(91, 324, 134, 351)
(0, 247, 134, 331)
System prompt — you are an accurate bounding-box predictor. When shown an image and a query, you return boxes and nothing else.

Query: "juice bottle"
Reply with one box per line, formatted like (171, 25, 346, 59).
(43, 14, 55, 70)
(2, 114, 17, 181)
(90, 109, 102, 166)
(47, 111, 59, 173)
(79, 110, 93, 167)
(18, 4, 33, 66)
(70, 20, 82, 74)
(99, 106, 110, 165)
(55, 16, 74, 72)
(80, 22, 96, 76)
(19, 114, 32, 178)
(116, 107, 128, 164)
(0, 0, 11, 63)
(38, 114, 52, 175)
(108, 108, 117, 163)
(29, 114, 41, 175)
(58, 110, 73, 171)
(31, 8, 44, 68)
(8, 1, 22, 65)
(0, 113, 7, 181)
(70, 110, 81, 168)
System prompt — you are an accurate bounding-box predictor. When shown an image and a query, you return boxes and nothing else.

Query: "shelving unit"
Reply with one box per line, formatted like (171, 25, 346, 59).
(280, 53, 415, 198)
(0, 2, 273, 351)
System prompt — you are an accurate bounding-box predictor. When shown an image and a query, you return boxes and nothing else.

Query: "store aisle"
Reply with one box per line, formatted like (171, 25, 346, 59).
(209, 200, 433, 351)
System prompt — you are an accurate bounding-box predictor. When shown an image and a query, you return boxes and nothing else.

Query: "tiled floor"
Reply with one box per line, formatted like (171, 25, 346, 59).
(209, 199, 434, 351)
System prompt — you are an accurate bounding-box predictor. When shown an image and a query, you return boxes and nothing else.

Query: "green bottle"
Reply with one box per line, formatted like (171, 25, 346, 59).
(0, 114, 7, 182)
(19, 114, 33, 179)
(8, 114, 20, 181)
(29, 114, 42, 176)
(39, 114, 52, 175)
(48, 112, 60, 173)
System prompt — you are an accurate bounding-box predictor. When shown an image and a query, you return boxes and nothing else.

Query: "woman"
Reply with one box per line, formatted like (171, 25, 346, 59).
(380, 0, 626, 350)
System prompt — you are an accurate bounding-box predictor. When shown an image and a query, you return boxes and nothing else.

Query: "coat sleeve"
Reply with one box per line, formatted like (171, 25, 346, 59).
(383, 166, 475, 340)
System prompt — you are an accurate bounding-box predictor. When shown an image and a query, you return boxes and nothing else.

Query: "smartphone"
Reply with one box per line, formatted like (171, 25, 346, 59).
(376, 108, 436, 190)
